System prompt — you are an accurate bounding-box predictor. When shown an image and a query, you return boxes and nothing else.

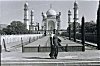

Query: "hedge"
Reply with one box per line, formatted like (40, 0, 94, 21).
(60, 32, 97, 43)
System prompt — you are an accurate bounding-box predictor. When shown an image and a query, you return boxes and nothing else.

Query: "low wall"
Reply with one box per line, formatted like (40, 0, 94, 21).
(23, 45, 83, 52)
(0, 34, 43, 52)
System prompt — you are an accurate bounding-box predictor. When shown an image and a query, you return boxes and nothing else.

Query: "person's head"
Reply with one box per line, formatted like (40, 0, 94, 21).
(53, 29, 57, 34)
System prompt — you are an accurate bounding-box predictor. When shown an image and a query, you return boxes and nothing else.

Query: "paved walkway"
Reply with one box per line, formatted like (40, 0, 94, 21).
(24, 35, 83, 47)
(1, 35, 100, 65)
(24, 36, 50, 47)
(2, 50, 100, 60)
(1, 50, 100, 65)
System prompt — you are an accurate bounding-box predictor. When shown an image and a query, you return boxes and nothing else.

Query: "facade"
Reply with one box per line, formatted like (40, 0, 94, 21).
(23, 1, 78, 34)
(41, 6, 61, 34)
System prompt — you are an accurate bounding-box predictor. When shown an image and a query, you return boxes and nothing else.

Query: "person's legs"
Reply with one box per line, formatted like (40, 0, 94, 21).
(49, 45, 55, 59)
(49, 37, 55, 59)
(49, 45, 52, 57)
(54, 46, 58, 59)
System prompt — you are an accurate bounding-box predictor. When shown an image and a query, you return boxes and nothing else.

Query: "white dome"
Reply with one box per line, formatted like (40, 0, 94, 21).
(46, 9, 56, 16)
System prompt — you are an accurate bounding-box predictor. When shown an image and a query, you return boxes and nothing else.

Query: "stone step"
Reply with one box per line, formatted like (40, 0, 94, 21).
(1, 61, 100, 66)
(23, 45, 83, 52)
(1, 50, 100, 66)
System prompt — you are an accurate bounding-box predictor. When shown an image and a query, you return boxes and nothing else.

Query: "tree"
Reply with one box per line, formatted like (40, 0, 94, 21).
(97, 1, 100, 50)
(0, 30, 5, 34)
(67, 22, 81, 33)
(81, 16, 85, 51)
(3, 21, 29, 34)
(84, 21, 96, 33)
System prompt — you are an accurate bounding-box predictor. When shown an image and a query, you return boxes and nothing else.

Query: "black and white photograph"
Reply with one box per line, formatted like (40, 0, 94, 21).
(0, 0, 100, 66)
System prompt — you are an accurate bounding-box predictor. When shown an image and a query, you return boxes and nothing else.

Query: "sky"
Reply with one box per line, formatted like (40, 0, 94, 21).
(0, 0, 99, 29)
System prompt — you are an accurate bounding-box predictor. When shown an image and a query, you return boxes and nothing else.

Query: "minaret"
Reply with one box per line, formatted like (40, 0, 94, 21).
(29, 10, 34, 31)
(56, 12, 61, 30)
(68, 10, 72, 40)
(30, 10, 34, 26)
(73, 1, 78, 42)
(24, 2, 29, 30)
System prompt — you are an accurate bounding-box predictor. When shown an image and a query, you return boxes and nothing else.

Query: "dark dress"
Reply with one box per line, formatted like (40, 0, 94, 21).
(49, 34, 59, 59)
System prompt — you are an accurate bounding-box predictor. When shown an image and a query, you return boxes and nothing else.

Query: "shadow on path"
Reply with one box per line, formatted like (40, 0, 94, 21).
(23, 57, 51, 59)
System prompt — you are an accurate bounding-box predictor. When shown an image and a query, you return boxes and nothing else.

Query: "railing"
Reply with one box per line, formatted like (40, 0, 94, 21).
(65, 37, 97, 49)
(76, 39, 97, 49)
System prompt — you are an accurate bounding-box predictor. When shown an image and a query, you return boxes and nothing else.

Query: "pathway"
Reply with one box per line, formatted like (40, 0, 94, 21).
(1, 35, 100, 66)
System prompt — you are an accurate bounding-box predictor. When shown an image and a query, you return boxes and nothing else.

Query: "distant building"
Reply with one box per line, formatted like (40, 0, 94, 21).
(41, 5, 61, 34)
(0, 24, 7, 30)
(23, 2, 39, 33)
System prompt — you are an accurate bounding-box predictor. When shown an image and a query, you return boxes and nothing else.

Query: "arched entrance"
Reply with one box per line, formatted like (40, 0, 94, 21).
(48, 20, 55, 34)
(48, 20, 55, 30)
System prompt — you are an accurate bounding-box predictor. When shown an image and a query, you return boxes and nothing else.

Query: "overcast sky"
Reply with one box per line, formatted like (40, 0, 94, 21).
(0, 0, 99, 29)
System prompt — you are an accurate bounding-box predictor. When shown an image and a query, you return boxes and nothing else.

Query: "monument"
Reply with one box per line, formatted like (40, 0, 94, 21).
(1, 1, 100, 66)
(41, 5, 61, 34)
